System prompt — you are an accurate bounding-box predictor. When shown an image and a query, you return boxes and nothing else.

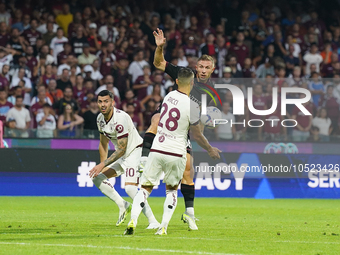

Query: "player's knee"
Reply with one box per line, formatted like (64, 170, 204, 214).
(125, 184, 138, 199)
(91, 173, 107, 187)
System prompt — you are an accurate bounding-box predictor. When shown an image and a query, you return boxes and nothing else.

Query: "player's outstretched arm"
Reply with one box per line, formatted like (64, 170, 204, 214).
(153, 28, 166, 71)
(190, 124, 221, 160)
(103, 137, 128, 166)
(99, 133, 109, 163)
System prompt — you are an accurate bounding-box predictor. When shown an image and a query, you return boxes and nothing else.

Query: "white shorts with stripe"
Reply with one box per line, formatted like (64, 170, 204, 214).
(141, 149, 186, 187)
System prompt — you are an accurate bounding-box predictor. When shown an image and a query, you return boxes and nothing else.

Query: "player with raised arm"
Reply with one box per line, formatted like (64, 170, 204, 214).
(89, 90, 159, 229)
(138, 28, 217, 230)
(124, 68, 221, 235)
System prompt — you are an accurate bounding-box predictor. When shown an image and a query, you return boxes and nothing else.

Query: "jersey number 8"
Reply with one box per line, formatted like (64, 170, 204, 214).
(158, 103, 181, 131)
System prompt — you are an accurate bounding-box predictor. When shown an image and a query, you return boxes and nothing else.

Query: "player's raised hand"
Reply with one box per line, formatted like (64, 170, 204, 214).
(153, 28, 166, 47)
(89, 162, 105, 178)
(208, 147, 221, 160)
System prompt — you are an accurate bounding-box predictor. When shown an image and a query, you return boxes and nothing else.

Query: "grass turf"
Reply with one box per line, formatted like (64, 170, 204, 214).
(0, 197, 339, 255)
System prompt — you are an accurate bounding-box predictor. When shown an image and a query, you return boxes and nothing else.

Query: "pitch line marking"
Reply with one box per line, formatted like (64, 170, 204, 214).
(0, 242, 241, 255)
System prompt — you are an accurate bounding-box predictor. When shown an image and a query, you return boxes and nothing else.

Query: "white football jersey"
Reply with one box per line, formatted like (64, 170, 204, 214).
(97, 107, 143, 158)
(151, 90, 200, 156)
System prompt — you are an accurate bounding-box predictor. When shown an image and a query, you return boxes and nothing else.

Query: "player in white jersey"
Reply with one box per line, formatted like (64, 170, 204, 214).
(124, 68, 221, 235)
(89, 90, 159, 229)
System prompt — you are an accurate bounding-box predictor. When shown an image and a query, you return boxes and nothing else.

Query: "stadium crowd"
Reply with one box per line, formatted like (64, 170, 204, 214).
(0, 0, 340, 142)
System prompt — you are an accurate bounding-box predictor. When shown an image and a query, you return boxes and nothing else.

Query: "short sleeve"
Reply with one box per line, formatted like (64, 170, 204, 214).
(96, 115, 103, 134)
(190, 100, 200, 125)
(116, 114, 129, 139)
(165, 62, 183, 81)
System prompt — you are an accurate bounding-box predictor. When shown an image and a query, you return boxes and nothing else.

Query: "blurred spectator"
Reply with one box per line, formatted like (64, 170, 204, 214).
(227, 55, 243, 78)
(98, 15, 118, 43)
(50, 27, 68, 62)
(73, 74, 84, 100)
(303, 43, 323, 76)
(57, 55, 81, 76)
(112, 58, 130, 100)
(97, 42, 116, 77)
(312, 107, 332, 142)
(200, 33, 217, 59)
(87, 23, 101, 53)
(23, 19, 41, 47)
(141, 84, 163, 111)
(84, 60, 103, 85)
(284, 44, 300, 76)
(143, 99, 156, 128)
(319, 84, 339, 134)
(0, 3, 11, 26)
(71, 26, 88, 57)
(0, 88, 12, 128)
(263, 107, 286, 141)
(80, 91, 95, 114)
(291, 94, 313, 141)
(133, 65, 152, 101)
(215, 102, 235, 141)
(46, 79, 63, 104)
(53, 86, 78, 115)
(78, 44, 97, 67)
(95, 75, 120, 98)
(177, 47, 188, 67)
(38, 64, 56, 87)
(0, 22, 10, 47)
(229, 32, 249, 67)
(82, 98, 99, 131)
(308, 72, 324, 106)
(182, 36, 198, 57)
(0, 64, 9, 93)
(42, 22, 57, 46)
(242, 58, 255, 78)
(37, 14, 59, 34)
(6, 96, 31, 137)
(7, 85, 22, 105)
(307, 126, 321, 142)
(57, 103, 83, 138)
(36, 103, 56, 138)
(30, 85, 52, 106)
(126, 102, 143, 133)
(256, 58, 275, 78)
(128, 49, 148, 83)
(56, 68, 72, 91)
(320, 42, 332, 64)
(10, 67, 32, 107)
(248, 84, 267, 140)
(56, 3, 73, 35)
(56, 42, 72, 66)
(321, 52, 339, 78)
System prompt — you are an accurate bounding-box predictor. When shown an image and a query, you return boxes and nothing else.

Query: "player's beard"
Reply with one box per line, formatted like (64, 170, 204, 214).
(102, 105, 113, 119)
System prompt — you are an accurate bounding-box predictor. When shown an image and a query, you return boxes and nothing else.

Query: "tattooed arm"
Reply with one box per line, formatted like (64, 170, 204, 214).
(103, 137, 128, 167)
(89, 136, 128, 178)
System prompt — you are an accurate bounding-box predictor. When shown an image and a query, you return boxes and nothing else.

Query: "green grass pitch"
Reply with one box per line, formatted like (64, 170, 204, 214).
(0, 197, 339, 255)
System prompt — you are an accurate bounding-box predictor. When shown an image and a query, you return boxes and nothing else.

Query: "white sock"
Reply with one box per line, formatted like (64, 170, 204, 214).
(160, 190, 178, 229)
(125, 185, 158, 224)
(130, 188, 150, 224)
(92, 173, 125, 212)
(186, 207, 195, 218)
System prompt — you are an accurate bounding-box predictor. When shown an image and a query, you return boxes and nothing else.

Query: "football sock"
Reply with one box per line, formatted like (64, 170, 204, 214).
(186, 207, 195, 218)
(181, 183, 195, 215)
(160, 190, 178, 228)
(125, 185, 158, 224)
(130, 188, 150, 224)
(92, 173, 126, 212)
(142, 132, 155, 157)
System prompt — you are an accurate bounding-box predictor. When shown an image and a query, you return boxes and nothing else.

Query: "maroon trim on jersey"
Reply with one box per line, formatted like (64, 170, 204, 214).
(176, 90, 187, 96)
(136, 143, 143, 148)
(117, 133, 128, 139)
(150, 149, 182, 157)
(165, 61, 169, 68)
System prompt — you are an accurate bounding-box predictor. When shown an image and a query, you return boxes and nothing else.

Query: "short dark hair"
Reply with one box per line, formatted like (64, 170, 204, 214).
(15, 95, 23, 100)
(126, 103, 135, 108)
(42, 103, 51, 108)
(98, 90, 114, 99)
(178, 68, 194, 80)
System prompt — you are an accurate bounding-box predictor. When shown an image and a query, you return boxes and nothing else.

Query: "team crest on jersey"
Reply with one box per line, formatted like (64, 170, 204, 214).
(98, 120, 105, 128)
(116, 124, 124, 133)
(159, 135, 165, 143)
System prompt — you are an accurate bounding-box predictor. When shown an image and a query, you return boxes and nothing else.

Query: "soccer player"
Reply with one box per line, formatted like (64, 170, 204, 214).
(89, 90, 159, 229)
(139, 28, 217, 230)
(124, 68, 221, 235)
